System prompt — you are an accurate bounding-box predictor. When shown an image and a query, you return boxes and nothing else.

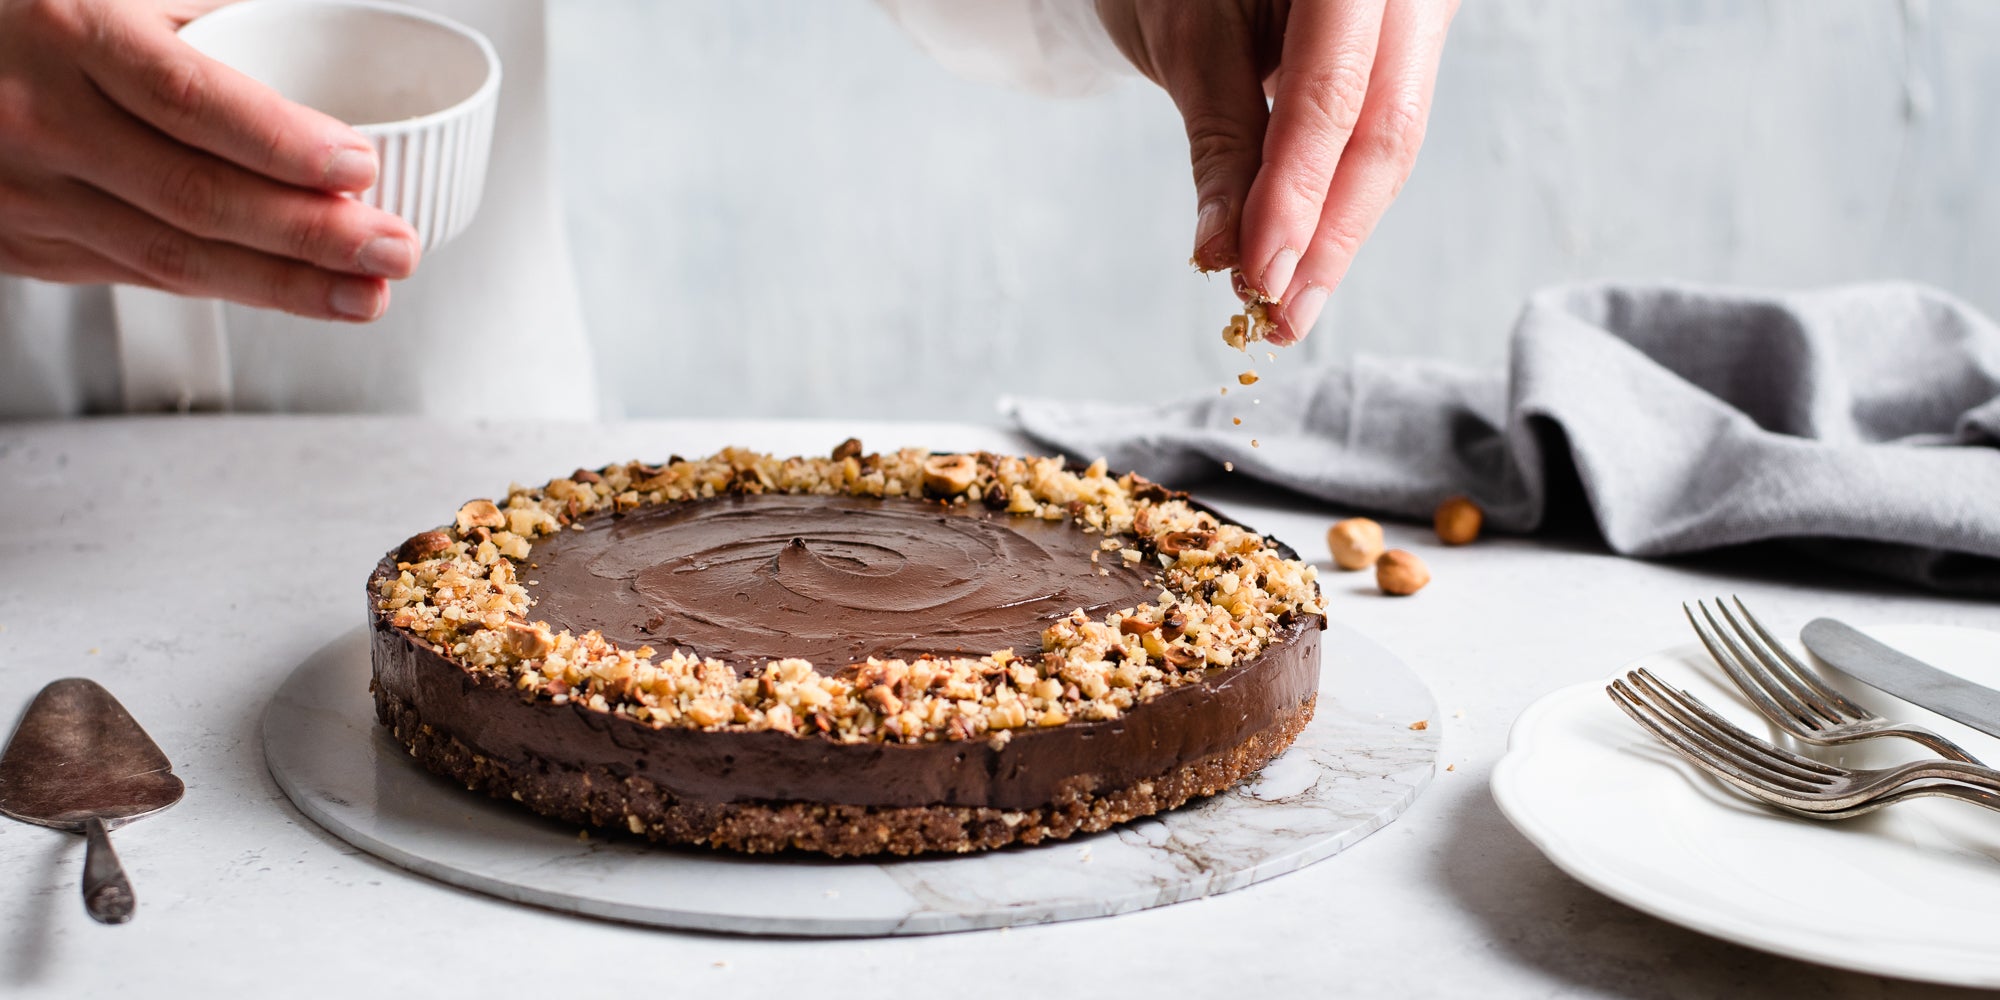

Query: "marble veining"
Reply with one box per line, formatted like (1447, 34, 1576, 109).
(264, 621, 1440, 936)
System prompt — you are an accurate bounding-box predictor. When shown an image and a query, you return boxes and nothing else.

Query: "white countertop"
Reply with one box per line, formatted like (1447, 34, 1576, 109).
(2, 416, 1995, 998)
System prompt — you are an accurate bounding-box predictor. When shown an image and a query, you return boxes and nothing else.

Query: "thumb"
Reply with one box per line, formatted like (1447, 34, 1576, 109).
(1159, 42, 1270, 273)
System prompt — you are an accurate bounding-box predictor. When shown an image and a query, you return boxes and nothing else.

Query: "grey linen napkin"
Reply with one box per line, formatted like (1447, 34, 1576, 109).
(1007, 281, 2000, 595)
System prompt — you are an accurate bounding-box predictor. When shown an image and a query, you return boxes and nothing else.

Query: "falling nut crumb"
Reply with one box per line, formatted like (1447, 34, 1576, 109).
(1220, 386, 1229, 396)
(1232, 417, 1242, 426)
(1251, 439, 1260, 448)
(1224, 461, 1235, 472)
(1237, 370, 1260, 386)
(1326, 518, 1385, 571)
(1376, 549, 1431, 596)
(1265, 351, 1276, 362)
(1446, 763, 1456, 772)
(1434, 495, 1484, 546)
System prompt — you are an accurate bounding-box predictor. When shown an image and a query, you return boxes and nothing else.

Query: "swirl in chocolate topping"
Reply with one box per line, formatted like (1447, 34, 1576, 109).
(524, 494, 1159, 669)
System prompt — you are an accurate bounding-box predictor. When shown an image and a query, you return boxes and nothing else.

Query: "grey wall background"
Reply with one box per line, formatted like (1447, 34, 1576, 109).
(547, 0, 1999, 422)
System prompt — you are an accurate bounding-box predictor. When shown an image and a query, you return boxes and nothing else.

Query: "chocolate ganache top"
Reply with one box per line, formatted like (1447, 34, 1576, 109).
(523, 494, 1159, 669)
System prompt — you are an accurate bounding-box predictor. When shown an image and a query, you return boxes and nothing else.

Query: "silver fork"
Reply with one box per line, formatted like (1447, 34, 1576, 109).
(1608, 668, 2000, 818)
(1684, 596, 1982, 764)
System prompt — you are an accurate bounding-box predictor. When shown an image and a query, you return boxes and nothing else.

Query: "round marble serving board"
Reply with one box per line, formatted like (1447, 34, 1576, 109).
(264, 622, 1439, 936)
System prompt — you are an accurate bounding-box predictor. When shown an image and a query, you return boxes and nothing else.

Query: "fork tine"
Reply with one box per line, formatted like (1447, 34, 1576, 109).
(1684, 601, 1818, 730)
(1608, 679, 1837, 804)
(1714, 597, 1845, 726)
(1729, 595, 1872, 720)
(1628, 669, 1842, 782)
(1605, 680, 1806, 790)
(1616, 676, 1832, 792)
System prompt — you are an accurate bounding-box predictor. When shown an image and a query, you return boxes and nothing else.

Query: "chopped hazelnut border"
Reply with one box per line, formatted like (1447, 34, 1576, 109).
(373, 444, 1324, 746)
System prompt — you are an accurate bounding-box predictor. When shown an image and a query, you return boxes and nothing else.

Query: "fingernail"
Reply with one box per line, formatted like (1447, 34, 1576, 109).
(1258, 247, 1301, 301)
(357, 236, 417, 278)
(330, 279, 385, 321)
(325, 147, 378, 191)
(1192, 198, 1230, 269)
(1280, 283, 1330, 343)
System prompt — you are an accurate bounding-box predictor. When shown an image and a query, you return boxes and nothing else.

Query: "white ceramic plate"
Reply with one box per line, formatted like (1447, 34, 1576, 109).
(1493, 624, 2000, 988)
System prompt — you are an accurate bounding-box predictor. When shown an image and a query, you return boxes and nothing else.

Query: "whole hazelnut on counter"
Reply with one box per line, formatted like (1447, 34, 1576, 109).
(1327, 517, 1386, 571)
(1434, 496, 1483, 546)
(1376, 549, 1431, 596)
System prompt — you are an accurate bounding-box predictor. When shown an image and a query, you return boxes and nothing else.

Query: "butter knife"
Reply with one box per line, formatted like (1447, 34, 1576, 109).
(1800, 619, 2000, 742)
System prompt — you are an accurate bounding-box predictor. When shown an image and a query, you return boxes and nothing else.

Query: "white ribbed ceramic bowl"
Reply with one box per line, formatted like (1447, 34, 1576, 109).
(179, 0, 500, 251)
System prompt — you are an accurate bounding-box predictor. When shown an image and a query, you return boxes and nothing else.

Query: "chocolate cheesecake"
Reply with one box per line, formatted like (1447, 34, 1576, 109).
(370, 444, 1326, 856)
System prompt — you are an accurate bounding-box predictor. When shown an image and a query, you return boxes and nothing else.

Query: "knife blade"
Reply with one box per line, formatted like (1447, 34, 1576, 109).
(1800, 618, 2000, 741)
(0, 678, 184, 924)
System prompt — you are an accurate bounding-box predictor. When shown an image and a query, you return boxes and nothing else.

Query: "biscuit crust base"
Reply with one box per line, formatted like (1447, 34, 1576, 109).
(374, 685, 1316, 858)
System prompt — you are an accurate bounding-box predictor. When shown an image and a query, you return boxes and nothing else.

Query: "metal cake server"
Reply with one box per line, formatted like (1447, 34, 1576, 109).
(0, 678, 184, 924)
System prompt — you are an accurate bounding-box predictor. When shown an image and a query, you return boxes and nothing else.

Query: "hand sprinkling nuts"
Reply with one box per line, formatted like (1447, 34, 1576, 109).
(1376, 549, 1431, 596)
(1326, 518, 1385, 571)
(1434, 496, 1483, 545)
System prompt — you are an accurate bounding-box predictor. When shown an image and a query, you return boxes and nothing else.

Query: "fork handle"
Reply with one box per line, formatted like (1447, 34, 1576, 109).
(1890, 782, 2000, 815)
(1899, 728, 1986, 765)
(82, 817, 135, 925)
(1911, 760, 2000, 791)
